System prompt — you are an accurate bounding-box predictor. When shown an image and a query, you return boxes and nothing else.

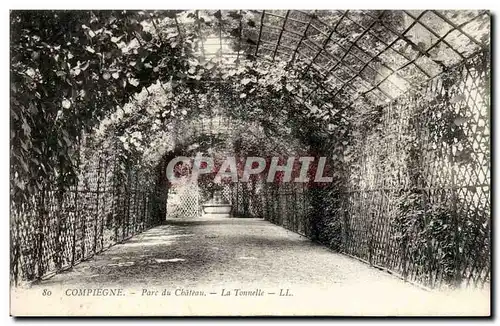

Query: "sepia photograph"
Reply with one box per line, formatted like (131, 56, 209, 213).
(9, 8, 491, 316)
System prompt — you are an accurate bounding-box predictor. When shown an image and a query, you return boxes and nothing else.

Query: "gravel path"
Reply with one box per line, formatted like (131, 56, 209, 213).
(12, 217, 489, 316)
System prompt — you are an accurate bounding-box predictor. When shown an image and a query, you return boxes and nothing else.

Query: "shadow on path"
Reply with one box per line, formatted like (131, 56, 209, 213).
(13, 217, 490, 316)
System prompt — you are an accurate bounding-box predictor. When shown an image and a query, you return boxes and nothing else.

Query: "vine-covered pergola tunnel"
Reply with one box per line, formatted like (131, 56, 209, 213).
(11, 10, 490, 291)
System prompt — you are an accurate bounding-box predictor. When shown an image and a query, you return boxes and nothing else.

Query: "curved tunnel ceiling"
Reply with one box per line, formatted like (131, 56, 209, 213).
(142, 10, 490, 113)
(90, 9, 490, 165)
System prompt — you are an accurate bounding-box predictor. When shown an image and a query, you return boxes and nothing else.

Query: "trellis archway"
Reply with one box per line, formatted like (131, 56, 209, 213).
(10, 10, 490, 290)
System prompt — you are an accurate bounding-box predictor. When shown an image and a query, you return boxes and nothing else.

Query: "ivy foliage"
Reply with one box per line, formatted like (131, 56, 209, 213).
(9, 9, 399, 205)
(11, 10, 196, 202)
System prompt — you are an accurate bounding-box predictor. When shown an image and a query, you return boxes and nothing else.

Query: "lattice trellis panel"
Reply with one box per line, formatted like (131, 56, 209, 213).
(247, 52, 490, 289)
(10, 141, 159, 284)
(231, 181, 264, 218)
(343, 52, 490, 288)
(221, 184, 232, 204)
(166, 180, 201, 218)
